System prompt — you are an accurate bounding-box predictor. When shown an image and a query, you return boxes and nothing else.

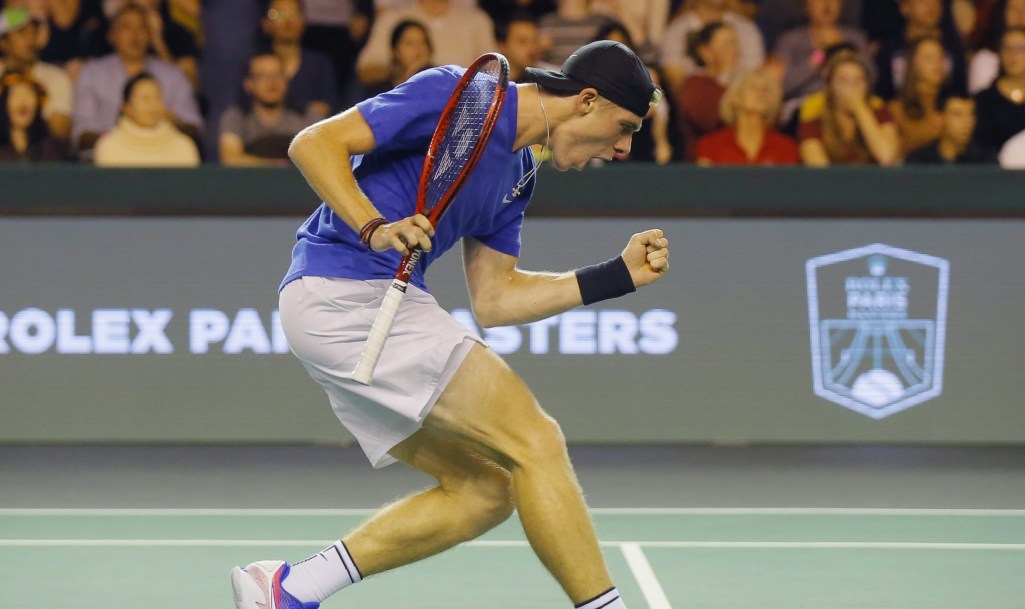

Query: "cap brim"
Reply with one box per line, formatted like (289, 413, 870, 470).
(521, 67, 588, 92)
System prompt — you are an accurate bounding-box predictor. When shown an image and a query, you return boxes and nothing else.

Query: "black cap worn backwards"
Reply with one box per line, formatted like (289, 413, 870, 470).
(522, 41, 662, 117)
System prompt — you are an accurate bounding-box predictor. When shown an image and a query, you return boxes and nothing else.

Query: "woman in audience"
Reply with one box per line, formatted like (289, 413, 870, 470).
(974, 27, 1025, 153)
(93, 71, 200, 166)
(697, 70, 799, 165)
(0, 71, 67, 162)
(675, 21, 739, 161)
(888, 36, 950, 155)
(798, 53, 901, 165)
(362, 19, 434, 99)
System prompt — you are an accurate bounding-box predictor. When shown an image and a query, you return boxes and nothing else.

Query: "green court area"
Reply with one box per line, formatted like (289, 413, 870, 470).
(2, 509, 1023, 608)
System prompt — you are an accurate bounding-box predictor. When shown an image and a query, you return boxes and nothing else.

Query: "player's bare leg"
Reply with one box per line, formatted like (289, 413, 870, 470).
(418, 343, 614, 603)
(341, 428, 516, 575)
(284, 344, 618, 607)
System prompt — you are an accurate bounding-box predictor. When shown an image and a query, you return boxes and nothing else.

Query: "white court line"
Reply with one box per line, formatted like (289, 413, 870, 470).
(2, 539, 1024, 551)
(621, 543, 673, 609)
(1, 508, 1023, 516)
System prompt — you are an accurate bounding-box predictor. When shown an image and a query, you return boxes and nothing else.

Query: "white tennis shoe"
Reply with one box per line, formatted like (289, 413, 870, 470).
(230, 560, 320, 609)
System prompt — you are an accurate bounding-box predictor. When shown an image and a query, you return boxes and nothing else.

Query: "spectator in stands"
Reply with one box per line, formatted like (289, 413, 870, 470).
(593, 20, 672, 163)
(361, 19, 433, 98)
(196, 0, 264, 162)
(72, 4, 202, 158)
(301, 0, 372, 108)
(220, 53, 314, 166)
(889, 36, 950, 155)
(357, 0, 495, 90)
(969, 0, 1025, 93)
(974, 27, 1025, 152)
(538, 0, 614, 66)
(94, 72, 199, 166)
(659, 0, 764, 94)
(81, 0, 202, 90)
(905, 93, 997, 163)
(798, 53, 901, 165)
(772, 0, 868, 108)
(4, 0, 82, 68)
(873, 0, 967, 100)
(784, 42, 870, 131)
(496, 12, 544, 82)
(697, 70, 799, 165)
(675, 22, 739, 161)
(0, 70, 67, 161)
(262, 0, 338, 120)
(591, 0, 670, 63)
(479, 0, 556, 24)
(0, 7, 71, 140)
(757, 0, 863, 51)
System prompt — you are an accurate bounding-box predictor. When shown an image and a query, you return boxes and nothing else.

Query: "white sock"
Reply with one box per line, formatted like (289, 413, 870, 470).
(575, 587, 627, 609)
(281, 540, 362, 603)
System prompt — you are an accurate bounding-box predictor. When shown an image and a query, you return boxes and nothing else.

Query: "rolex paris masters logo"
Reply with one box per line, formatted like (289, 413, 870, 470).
(806, 244, 949, 419)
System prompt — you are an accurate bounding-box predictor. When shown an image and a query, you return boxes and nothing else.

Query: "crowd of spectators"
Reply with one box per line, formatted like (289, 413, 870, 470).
(1, 0, 1024, 167)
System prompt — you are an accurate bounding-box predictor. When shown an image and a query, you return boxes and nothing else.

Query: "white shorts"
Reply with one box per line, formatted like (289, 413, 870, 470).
(279, 276, 485, 468)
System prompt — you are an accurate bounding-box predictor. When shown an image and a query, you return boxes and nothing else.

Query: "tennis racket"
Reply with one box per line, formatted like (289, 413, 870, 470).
(352, 53, 510, 385)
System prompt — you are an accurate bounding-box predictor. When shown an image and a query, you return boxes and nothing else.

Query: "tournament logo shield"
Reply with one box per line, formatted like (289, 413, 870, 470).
(806, 244, 949, 419)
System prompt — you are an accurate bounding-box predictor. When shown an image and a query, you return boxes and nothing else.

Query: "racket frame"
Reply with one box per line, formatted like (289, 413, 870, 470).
(352, 53, 510, 385)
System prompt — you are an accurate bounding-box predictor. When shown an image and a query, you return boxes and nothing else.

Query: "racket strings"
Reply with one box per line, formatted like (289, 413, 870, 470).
(425, 60, 504, 213)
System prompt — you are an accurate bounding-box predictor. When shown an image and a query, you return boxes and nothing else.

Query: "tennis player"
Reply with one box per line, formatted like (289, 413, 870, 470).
(232, 40, 669, 609)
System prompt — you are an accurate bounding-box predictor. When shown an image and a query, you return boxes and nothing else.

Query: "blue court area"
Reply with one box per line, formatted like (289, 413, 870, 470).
(3, 508, 1024, 608)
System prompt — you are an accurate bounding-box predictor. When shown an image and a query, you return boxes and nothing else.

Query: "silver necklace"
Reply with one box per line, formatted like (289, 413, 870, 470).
(509, 84, 550, 199)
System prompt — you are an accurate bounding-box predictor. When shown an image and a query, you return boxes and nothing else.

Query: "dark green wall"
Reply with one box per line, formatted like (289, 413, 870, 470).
(1, 165, 1022, 218)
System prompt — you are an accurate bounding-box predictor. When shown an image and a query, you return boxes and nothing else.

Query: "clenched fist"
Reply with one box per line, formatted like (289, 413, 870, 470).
(621, 229, 669, 288)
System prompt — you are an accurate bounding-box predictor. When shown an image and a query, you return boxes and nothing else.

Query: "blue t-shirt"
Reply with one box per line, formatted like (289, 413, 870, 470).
(281, 66, 535, 293)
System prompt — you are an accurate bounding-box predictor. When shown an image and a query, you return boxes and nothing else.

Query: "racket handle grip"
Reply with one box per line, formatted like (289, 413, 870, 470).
(352, 280, 408, 385)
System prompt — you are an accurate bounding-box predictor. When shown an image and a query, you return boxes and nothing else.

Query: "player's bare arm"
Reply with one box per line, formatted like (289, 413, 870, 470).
(462, 229, 669, 328)
(288, 109, 435, 254)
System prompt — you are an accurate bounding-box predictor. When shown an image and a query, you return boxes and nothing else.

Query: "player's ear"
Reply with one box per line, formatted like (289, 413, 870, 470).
(578, 88, 599, 114)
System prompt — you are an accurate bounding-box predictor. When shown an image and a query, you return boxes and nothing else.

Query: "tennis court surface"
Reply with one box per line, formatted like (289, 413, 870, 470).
(3, 445, 1023, 608)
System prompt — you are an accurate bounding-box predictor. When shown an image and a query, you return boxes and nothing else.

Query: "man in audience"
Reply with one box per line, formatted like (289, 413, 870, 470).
(356, 0, 495, 89)
(72, 4, 202, 158)
(0, 7, 72, 140)
(905, 94, 997, 163)
(219, 53, 314, 166)
(262, 0, 338, 121)
(496, 12, 545, 82)
(659, 0, 764, 93)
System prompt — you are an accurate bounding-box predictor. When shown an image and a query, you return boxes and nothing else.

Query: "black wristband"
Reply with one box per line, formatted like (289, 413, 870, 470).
(358, 217, 388, 251)
(575, 256, 636, 305)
